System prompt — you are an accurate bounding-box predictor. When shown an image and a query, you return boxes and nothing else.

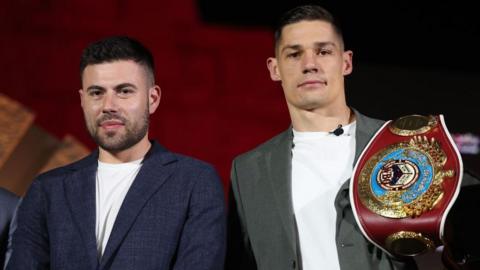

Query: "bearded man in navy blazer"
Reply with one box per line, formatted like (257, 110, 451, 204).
(6, 36, 226, 270)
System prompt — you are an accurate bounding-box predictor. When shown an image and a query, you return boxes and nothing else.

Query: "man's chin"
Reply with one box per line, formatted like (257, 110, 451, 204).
(94, 133, 129, 152)
(290, 100, 327, 111)
(98, 140, 129, 152)
(103, 129, 122, 137)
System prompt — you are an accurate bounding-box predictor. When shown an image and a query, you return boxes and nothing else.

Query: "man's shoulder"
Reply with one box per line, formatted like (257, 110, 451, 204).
(0, 188, 19, 212)
(155, 152, 223, 198)
(169, 152, 218, 174)
(148, 140, 215, 171)
(147, 142, 220, 182)
(354, 110, 385, 130)
(0, 188, 18, 202)
(233, 128, 291, 165)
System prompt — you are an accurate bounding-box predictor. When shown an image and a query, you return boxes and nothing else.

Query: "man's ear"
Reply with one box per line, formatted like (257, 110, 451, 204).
(79, 89, 85, 108)
(267, 57, 281, 81)
(342, 50, 353, 76)
(148, 85, 161, 114)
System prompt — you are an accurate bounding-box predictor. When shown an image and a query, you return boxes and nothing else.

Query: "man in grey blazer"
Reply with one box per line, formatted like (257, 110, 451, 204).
(6, 36, 226, 270)
(226, 5, 417, 270)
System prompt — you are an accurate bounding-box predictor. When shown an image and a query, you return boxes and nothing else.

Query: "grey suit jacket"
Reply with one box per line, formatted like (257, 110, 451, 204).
(226, 111, 417, 270)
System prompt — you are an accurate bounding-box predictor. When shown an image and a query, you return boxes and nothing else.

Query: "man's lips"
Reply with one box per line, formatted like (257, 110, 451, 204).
(297, 80, 326, 88)
(99, 120, 124, 129)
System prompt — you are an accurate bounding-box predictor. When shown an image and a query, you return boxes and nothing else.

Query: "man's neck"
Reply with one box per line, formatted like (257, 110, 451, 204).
(289, 105, 353, 132)
(98, 137, 151, 164)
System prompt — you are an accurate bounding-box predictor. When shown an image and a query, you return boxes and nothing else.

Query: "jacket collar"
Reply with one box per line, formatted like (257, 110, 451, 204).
(63, 141, 177, 268)
(265, 109, 383, 252)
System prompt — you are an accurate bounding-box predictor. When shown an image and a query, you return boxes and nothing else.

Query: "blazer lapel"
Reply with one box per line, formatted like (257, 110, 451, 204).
(336, 110, 384, 197)
(265, 130, 297, 252)
(64, 152, 99, 268)
(335, 110, 385, 237)
(100, 142, 177, 268)
(353, 109, 383, 164)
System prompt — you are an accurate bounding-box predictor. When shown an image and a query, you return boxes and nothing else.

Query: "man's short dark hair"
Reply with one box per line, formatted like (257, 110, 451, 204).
(80, 36, 155, 84)
(274, 5, 344, 51)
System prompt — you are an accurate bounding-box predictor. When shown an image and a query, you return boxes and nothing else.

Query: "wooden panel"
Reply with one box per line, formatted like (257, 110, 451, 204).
(0, 93, 35, 169)
(40, 135, 90, 174)
(0, 125, 58, 196)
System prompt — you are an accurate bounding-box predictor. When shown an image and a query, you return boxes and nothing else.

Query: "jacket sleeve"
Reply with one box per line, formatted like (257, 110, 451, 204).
(172, 165, 226, 270)
(225, 160, 257, 270)
(2, 196, 21, 269)
(5, 180, 50, 270)
(442, 171, 480, 269)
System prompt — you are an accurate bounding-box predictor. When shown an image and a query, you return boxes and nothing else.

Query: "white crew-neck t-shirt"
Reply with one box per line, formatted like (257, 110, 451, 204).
(95, 158, 143, 257)
(291, 122, 356, 270)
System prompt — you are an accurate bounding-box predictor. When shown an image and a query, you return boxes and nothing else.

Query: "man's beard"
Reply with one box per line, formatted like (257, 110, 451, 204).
(87, 109, 149, 152)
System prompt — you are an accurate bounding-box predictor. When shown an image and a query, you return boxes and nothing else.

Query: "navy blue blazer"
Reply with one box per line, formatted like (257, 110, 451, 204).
(0, 188, 19, 267)
(6, 142, 226, 270)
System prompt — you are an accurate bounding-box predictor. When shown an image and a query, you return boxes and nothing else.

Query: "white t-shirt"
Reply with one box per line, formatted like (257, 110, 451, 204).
(291, 122, 356, 270)
(95, 159, 143, 258)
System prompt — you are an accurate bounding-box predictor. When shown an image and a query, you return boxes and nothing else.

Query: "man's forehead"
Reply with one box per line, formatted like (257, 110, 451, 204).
(278, 20, 341, 49)
(82, 60, 147, 80)
(81, 60, 150, 88)
(83, 60, 142, 73)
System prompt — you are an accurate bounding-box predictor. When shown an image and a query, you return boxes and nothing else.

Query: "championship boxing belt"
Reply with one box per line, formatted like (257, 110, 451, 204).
(350, 115, 463, 257)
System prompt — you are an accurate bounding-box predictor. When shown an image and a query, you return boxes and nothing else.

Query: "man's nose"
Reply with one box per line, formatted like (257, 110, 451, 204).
(302, 51, 319, 74)
(102, 92, 118, 112)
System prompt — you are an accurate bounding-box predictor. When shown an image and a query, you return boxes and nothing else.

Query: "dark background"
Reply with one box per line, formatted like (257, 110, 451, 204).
(200, 1, 480, 72)
(1, 0, 479, 186)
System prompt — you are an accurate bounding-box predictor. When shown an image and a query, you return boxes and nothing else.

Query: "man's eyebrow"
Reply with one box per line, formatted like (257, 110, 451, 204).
(114, 83, 137, 91)
(313, 41, 337, 48)
(86, 85, 105, 92)
(280, 44, 302, 54)
(280, 41, 338, 54)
